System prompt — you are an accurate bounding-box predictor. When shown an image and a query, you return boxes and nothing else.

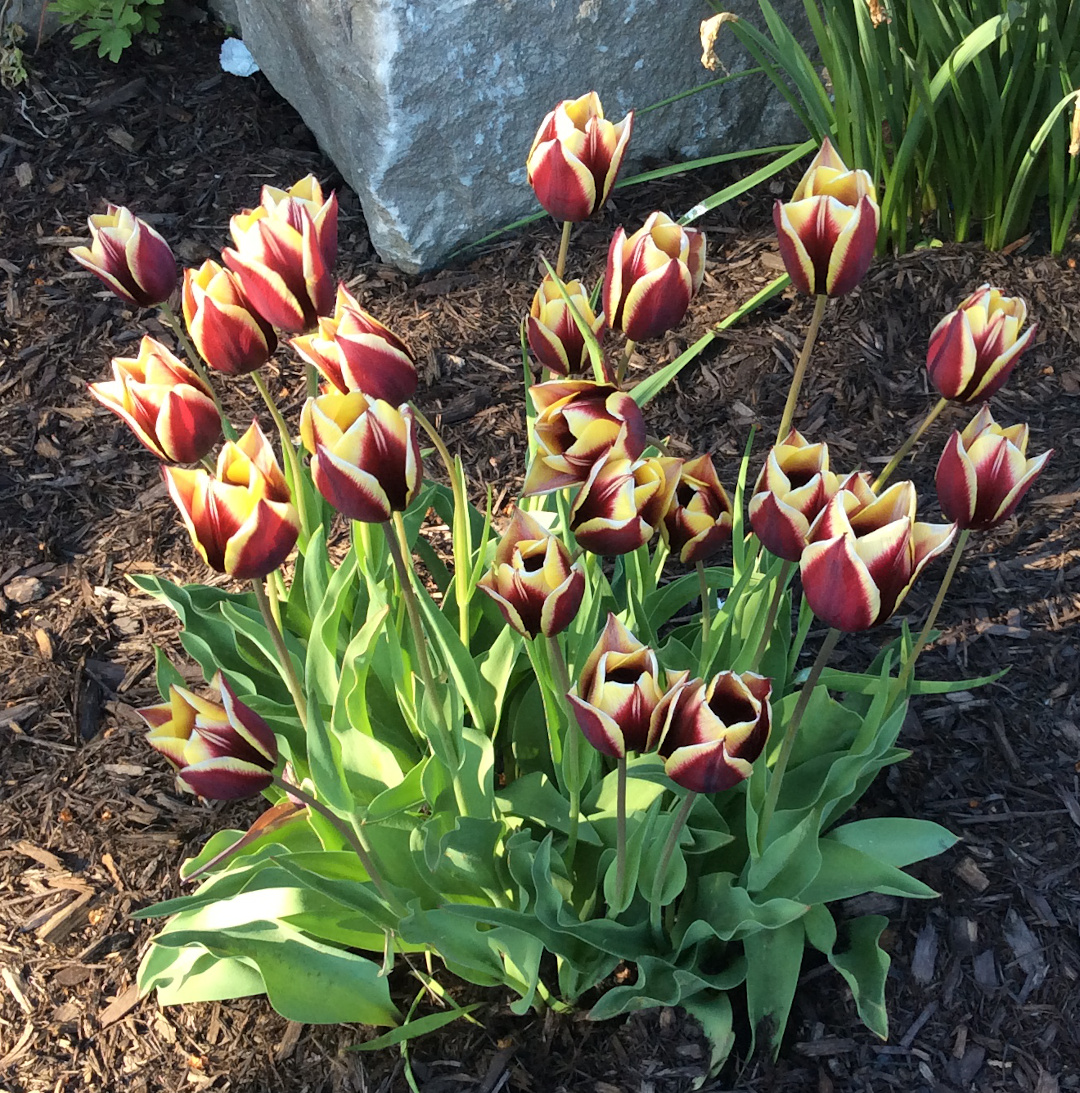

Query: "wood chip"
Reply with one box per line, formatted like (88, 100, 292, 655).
(954, 856, 991, 892)
(14, 839, 63, 871)
(97, 983, 141, 1027)
(911, 921, 939, 985)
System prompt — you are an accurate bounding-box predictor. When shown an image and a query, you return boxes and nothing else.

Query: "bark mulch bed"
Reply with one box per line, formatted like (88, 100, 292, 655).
(1, 14, 1078, 1093)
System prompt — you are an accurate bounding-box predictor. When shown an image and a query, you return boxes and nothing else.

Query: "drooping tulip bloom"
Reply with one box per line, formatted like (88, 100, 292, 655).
(291, 284, 417, 403)
(478, 509, 585, 638)
(926, 285, 1037, 403)
(522, 380, 647, 496)
(526, 92, 633, 222)
(139, 671, 278, 800)
(571, 452, 681, 556)
(300, 389, 421, 523)
(649, 671, 772, 794)
(71, 204, 177, 308)
(662, 454, 733, 564)
(773, 138, 879, 297)
(164, 420, 300, 579)
(800, 475, 955, 632)
(748, 430, 840, 562)
(526, 273, 607, 377)
(936, 406, 1052, 531)
(603, 212, 707, 342)
(89, 336, 220, 463)
(222, 175, 338, 333)
(567, 614, 666, 758)
(182, 260, 277, 375)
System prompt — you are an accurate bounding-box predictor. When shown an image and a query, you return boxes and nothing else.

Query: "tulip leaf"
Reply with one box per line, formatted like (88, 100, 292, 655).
(153, 646, 187, 700)
(304, 544, 360, 705)
(587, 953, 744, 1023)
(679, 873, 809, 946)
(744, 916, 805, 1059)
(683, 991, 737, 1077)
(495, 772, 602, 845)
(799, 839, 938, 904)
(825, 818, 959, 869)
(139, 941, 265, 1006)
(602, 795, 663, 915)
(748, 809, 822, 897)
(351, 1002, 484, 1052)
(641, 568, 732, 631)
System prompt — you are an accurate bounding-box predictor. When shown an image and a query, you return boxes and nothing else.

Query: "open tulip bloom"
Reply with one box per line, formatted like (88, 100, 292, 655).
(663, 454, 733, 565)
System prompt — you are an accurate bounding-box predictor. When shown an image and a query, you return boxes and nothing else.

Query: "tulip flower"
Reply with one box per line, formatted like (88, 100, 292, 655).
(800, 475, 955, 632)
(182, 260, 277, 375)
(300, 389, 421, 523)
(603, 212, 707, 342)
(478, 509, 585, 638)
(89, 336, 220, 463)
(139, 671, 278, 800)
(522, 380, 647, 496)
(71, 204, 177, 308)
(926, 285, 1037, 403)
(291, 284, 417, 403)
(773, 138, 879, 297)
(164, 420, 299, 579)
(526, 92, 633, 223)
(223, 174, 338, 333)
(662, 454, 733, 564)
(936, 406, 1052, 531)
(526, 274, 607, 377)
(567, 614, 666, 758)
(570, 451, 681, 556)
(748, 430, 840, 562)
(649, 671, 772, 794)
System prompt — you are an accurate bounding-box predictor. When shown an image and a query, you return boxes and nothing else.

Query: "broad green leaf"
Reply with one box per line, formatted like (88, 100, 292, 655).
(744, 916, 805, 1059)
(679, 873, 808, 946)
(827, 817, 958, 868)
(799, 839, 938, 904)
(139, 942, 265, 1005)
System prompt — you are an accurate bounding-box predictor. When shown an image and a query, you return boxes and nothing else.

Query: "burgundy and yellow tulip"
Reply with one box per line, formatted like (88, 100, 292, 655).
(748, 430, 839, 562)
(526, 273, 607, 377)
(926, 285, 1036, 403)
(182, 260, 277, 375)
(603, 212, 706, 342)
(662, 454, 733, 564)
(800, 475, 955, 632)
(526, 92, 633, 223)
(71, 204, 177, 308)
(522, 380, 647, 496)
(291, 284, 417, 404)
(164, 420, 299, 579)
(773, 138, 879, 297)
(936, 406, 1052, 531)
(567, 614, 665, 758)
(139, 671, 278, 800)
(222, 175, 338, 333)
(300, 389, 421, 523)
(478, 509, 585, 639)
(649, 671, 772, 794)
(89, 336, 220, 463)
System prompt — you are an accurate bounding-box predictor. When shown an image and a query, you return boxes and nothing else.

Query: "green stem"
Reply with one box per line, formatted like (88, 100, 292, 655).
(615, 756, 628, 908)
(251, 578, 307, 728)
(555, 220, 573, 281)
(649, 791, 697, 939)
(748, 559, 796, 673)
(252, 370, 311, 538)
(696, 560, 712, 677)
(546, 635, 581, 870)
(615, 339, 636, 387)
(758, 626, 841, 852)
(160, 299, 236, 442)
(872, 396, 949, 492)
(775, 293, 828, 446)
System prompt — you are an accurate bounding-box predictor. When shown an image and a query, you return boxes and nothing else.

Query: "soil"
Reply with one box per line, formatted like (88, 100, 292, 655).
(1, 13, 1079, 1093)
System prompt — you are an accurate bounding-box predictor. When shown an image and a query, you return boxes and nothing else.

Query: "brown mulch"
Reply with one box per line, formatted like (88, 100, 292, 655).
(2, 13, 1079, 1093)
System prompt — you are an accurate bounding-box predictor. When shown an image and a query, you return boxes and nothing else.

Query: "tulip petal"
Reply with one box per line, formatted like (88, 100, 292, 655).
(223, 248, 307, 332)
(567, 692, 626, 758)
(618, 259, 693, 342)
(825, 194, 879, 296)
(800, 534, 881, 632)
(178, 756, 275, 800)
(664, 739, 755, 794)
(311, 446, 394, 523)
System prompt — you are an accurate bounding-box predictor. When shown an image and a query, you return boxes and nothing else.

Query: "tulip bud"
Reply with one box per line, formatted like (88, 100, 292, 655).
(526, 92, 633, 222)
(139, 671, 278, 800)
(603, 212, 706, 342)
(71, 204, 177, 308)
(567, 614, 665, 758)
(89, 336, 221, 464)
(223, 175, 338, 333)
(522, 380, 647, 496)
(526, 273, 607, 377)
(164, 420, 299, 579)
(663, 454, 733, 564)
(182, 260, 277, 375)
(649, 671, 772, 794)
(773, 138, 879, 297)
(800, 476, 955, 632)
(300, 389, 421, 523)
(748, 430, 840, 562)
(291, 284, 417, 403)
(936, 406, 1052, 531)
(478, 509, 585, 638)
(926, 285, 1036, 403)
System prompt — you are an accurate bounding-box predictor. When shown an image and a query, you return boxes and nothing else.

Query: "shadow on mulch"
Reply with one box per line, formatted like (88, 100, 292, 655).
(1, 12, 1078, 1093)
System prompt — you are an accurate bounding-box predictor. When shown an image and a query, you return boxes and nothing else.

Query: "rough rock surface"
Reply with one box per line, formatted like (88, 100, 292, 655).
(232, 0, 809, 271)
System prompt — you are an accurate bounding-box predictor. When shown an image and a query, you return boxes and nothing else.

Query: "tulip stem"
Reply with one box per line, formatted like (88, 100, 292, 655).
(252, 578, 307, 729)
(696, 561, 712, 677)
(872, 396, 949, 492)
(757, 626, 841, 853)
(546, 635, 581, 870)
(615, 340, 636, 387)
(748, 559, 796, 673)
(775, 293, 828, 446)
(159, 299, 237, 442)
(251, 370, 311, 540)
(615, 756, 628, 909)
(555, 220, 573, 281)
(649, 791, 697, 940)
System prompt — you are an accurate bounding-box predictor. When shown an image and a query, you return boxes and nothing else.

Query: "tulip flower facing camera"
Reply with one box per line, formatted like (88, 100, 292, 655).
(526, 273, 607, 377)
(662, 454, 733, 565)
